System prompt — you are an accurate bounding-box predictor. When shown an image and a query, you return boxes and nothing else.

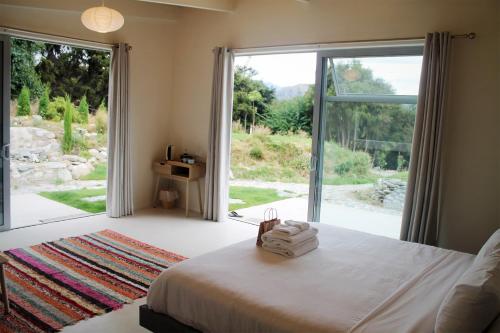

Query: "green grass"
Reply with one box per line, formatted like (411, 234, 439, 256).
(388, 170, 409, 181)
(323, 174, 379, 185)
(229, 186, 290, 211)
(39, 188, 106, 213)
(81, 163, 107, 181)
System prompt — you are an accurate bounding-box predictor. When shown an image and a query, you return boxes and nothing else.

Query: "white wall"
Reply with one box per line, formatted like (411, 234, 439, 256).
(1, 0, 498, 253)
(0, 0, 178, 210)
(169, 0, 500, 253)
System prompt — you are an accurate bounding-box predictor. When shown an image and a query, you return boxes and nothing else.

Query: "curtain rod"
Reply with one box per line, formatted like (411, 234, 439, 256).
(229, 32, 476, 53)
(0, 26, 132, 51)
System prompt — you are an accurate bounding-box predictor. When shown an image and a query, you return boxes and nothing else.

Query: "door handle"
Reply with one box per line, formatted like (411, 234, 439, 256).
(310, 154, 317, 172)
(2, 144, 10, 161)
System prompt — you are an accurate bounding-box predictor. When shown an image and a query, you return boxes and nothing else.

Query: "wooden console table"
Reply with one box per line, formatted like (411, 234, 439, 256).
(153, 161, 205, 217)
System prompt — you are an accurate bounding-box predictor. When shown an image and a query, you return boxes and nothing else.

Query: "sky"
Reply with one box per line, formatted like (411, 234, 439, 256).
(235, 53, 423, 95)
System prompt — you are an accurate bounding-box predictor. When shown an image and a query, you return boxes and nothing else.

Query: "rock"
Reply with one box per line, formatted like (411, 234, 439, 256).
(98, 151, 107, 160)
(17, 164, 34, 173)
(89, 149, 99, 157)
(62, 155, 87, 164)
(71, 163, 92, 179)
(45, 162, 67, 169)
(31, 154, 40, 163)
(85, 133, 98, 140)
(373, 178, 407, 211)
(32, 115, 43, 126)
(57, 169, 73, 182)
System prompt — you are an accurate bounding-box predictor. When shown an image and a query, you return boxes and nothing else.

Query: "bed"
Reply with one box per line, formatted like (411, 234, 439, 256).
(140, 224, 498, 333)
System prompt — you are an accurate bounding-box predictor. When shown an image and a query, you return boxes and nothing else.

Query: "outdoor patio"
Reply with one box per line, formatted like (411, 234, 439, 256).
(10, 193, 88, 228)
(236, 196, 402, 239)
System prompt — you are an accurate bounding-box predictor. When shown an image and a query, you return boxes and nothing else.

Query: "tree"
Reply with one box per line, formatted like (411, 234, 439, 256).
(36, 44, 110, 111)
(17, 86, 31, 116)
(266, 85, 314, 135)
(11, 39, 45, 99)
(62, 96, 73, 153)
(38, 86, 50, 119)
(247, 90, 263, 133)
(233, 66, 275, 132)
(78, 95, 89, 124)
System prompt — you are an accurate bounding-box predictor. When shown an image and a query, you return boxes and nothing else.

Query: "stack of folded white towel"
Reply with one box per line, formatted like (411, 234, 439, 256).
(261, 220, 319, 258)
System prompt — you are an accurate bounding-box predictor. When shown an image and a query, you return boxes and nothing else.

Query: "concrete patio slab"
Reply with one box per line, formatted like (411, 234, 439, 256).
(235, 197, 402, 239)
(10, 193, 87, 229)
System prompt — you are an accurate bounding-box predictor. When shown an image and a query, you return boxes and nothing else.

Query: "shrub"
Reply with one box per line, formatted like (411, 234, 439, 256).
(38, 86, 50, 119)
(47, 97, 66, 120)
(17, 86, 31, 116)
(373, 150, 387, 169)
(249, 147, 263, 160)
(78, 95, 89, 124)
(95, 103, 107, 134)
(334, 151, 371, 176)
(62, 96, 73, 154)
(232, 121, 245, 134)
(72, 131, 88, 153)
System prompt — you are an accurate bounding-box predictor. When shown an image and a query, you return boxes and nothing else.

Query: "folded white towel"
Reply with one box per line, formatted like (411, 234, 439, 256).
(284, 220, 310, 231)
(272, 224, 301, 236)
(261, 227, 318, 245)
(263, 237, 319, 258)
(262, 236, 315, 249)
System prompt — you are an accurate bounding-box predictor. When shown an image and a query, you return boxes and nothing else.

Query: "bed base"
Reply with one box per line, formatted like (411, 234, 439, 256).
(139, 305, 200, 333)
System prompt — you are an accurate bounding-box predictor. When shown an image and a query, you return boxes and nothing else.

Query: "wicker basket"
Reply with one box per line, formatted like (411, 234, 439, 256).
(161, 200, 176, 209)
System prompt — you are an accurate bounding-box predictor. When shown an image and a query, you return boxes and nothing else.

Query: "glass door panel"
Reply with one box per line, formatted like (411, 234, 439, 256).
(309, 47, 423, 238)
(0, 35, 10, 231)
(318, 101, 416, 238)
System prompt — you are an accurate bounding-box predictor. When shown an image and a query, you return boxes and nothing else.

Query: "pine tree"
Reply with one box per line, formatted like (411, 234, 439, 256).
(78, 95, 89, 124)
(62, 96, 73, 153)
(38, 86, 50, 119)
(17, 86, 31, 116)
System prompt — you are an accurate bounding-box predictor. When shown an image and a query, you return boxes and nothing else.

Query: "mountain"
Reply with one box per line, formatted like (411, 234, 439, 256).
(275, 84, 312, 100)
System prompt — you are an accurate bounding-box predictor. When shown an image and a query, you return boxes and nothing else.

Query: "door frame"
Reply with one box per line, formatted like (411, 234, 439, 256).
(307, 45, 424, 222)
(0, 34, 10, 232)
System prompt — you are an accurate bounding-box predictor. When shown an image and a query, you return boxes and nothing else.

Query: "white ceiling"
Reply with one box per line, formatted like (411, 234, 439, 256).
(136, 0, 236, 12)
(136, 0, 310, 12)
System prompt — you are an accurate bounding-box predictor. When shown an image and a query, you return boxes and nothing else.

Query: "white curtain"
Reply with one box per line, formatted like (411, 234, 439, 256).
(107, 43, 134, 218)
(401, 32, 451, 244)
(203, 47, 234, 221)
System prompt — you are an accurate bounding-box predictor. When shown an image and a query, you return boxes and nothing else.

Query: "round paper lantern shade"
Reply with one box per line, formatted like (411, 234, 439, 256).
(81, 6, 124, 33)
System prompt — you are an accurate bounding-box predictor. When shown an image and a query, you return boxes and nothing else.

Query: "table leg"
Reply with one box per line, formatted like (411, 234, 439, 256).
(0, 264, 9, 315)
(185, 181, 190, 217)
(153, 175, 160, 208)
(197, 180, 203, 216)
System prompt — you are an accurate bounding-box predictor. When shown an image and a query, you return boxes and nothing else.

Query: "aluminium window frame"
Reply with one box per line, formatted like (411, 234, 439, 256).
(307, 44, 424, 222)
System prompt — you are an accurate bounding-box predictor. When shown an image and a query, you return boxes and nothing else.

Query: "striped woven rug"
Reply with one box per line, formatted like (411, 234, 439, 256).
(0, 229, 187, 333)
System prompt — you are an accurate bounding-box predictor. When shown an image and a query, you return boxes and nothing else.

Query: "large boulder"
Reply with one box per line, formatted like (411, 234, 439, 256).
(10, 127, 60, 163)
(71, 163, 93, 179)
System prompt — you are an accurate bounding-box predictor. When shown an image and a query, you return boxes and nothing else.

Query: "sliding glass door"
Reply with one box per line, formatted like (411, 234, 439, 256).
(308, 45, 423, 237)
(0, 34, 10, 231)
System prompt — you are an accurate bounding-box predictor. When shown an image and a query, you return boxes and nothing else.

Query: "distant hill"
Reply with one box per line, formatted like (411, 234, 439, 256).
(275, 84, 312, 100)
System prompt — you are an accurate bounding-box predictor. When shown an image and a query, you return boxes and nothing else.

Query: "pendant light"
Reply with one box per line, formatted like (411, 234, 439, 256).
(81, 2, 124, 33)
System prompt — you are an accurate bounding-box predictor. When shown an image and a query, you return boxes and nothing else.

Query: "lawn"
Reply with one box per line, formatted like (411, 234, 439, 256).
(39, 188, 106, 213)
(229, 186, 290, 211)
(81, 163, 107, 181)
(231, 130, 409, 186)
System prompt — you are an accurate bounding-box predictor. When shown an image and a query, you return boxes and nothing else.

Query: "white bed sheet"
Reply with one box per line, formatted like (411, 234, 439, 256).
(147, 224, 474, 333)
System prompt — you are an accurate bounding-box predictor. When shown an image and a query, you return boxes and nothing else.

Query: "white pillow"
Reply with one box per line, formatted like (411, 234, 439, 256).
(435, 229, 500, 333)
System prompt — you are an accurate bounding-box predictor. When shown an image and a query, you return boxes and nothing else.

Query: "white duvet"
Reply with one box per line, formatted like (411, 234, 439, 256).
(147, 224, 474, 333)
